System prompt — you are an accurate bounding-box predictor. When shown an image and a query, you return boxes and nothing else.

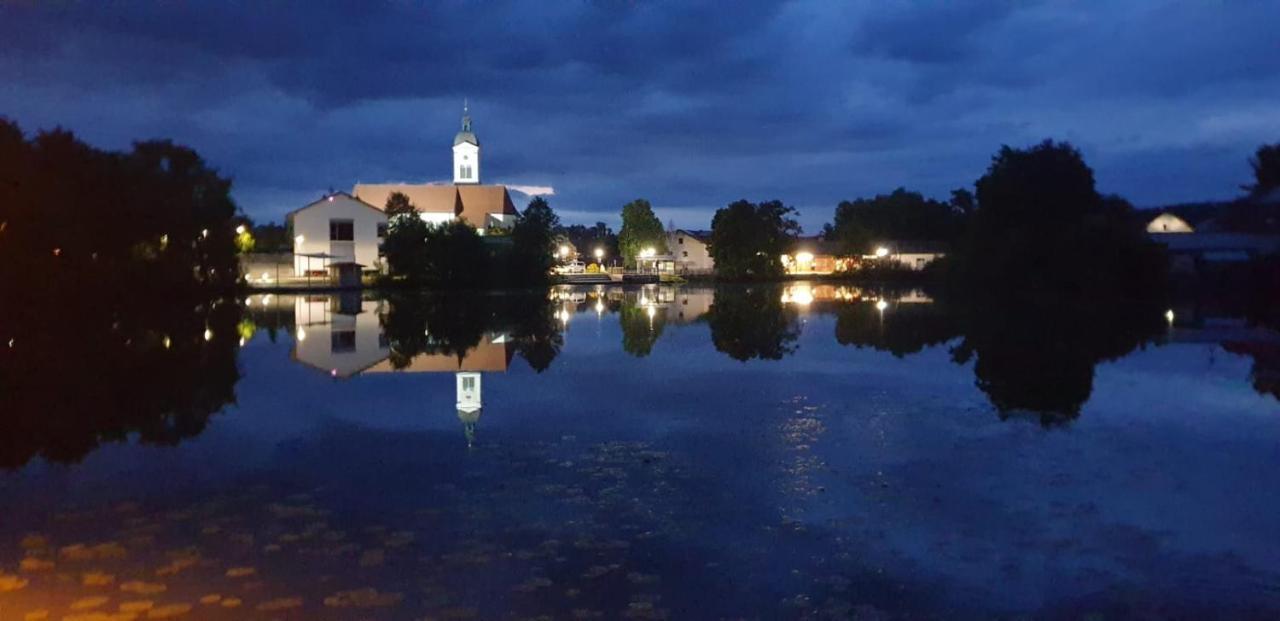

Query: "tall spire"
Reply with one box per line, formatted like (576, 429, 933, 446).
(461, 98, 471, 133)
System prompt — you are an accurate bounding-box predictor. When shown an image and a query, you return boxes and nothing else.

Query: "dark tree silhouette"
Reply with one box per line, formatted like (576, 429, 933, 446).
(618, 198, 667, 268)
(829, 188, 964, 255)
(619, 292, 667, 357)
(708, 200, 799, 280)
(384, 191, 417, 217)
(1246, 142, 1280, 196)
(509, 196, 560, 284)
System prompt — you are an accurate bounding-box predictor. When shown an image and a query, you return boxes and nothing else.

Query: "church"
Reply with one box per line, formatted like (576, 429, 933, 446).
(353, 103, 519, 234)
(288, 104, 519, 276)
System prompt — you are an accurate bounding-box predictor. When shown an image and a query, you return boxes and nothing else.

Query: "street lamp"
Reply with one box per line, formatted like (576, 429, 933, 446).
(594, 247, 604, 261)
(235, 224, 247, 235)
(559, 245, 571, 259)
(874, 246, 889, 258)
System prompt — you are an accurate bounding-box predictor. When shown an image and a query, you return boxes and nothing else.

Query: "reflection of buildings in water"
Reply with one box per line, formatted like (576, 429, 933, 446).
(287, 295, 513, 444)
(291, 293, 389, 378)
(779, 283, 933, 310)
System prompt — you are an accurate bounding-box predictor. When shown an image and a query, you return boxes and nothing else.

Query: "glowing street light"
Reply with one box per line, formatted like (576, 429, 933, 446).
(1165, 309, 1175, 325)
(875, 299, 889, 311)
(874, 246, 890, 258)
(594, 247, 604, 261)
(558, 245, 570, 258)
(235, 224, 247, 235)
(295, 235, 305, 245)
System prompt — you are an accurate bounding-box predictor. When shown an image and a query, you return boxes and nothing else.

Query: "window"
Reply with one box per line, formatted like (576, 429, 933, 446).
(682, 251, 688, 257)
(678, 237, 684, 244)
(462, 376, 476, 391)
(329, 219, 354, 241)
(459, 165, 472, 179)
(331, 330, 356, 353)
(377, 223, 387, 238)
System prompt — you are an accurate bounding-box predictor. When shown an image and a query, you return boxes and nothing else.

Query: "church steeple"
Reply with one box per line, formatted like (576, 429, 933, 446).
(452, 100, 480, 184)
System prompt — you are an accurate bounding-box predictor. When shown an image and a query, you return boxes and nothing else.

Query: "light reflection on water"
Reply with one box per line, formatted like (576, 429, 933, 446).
(2, 284, 1279, 619)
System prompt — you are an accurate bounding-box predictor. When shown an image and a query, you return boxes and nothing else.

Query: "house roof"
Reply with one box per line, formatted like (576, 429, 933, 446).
(674, 229, 713, 243)
(286, 191, 383, 220)
(365, 339, 514, 373)
(788, 236, 844, 256)
(456, 184, 518, 227)
(352, 183, 518, 226)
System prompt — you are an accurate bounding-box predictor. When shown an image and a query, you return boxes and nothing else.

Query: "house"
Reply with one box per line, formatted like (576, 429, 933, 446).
(668, 229, 715, 273)
(286, 192, 386, 277)
(781, 237, 856, 274)
(352, 103, 518, 234)
(866, 241, 948, 270)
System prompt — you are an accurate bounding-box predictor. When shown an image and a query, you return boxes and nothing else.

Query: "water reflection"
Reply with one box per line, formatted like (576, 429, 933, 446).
(0, 294, 241, 469)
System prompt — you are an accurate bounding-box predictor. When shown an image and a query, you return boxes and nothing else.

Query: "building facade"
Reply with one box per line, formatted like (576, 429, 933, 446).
(669, 229, 715, 273)
(286, 192, 386, 276)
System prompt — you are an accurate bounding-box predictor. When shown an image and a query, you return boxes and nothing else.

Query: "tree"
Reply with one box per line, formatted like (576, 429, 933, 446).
(1246, 142, 1280, 196)
(955, 139, 1166, 300)
(510, 196, 560, 283)
(422, 220, 488, 286)
(618, 199, 667, 268)
(707, 199, 799, 279)
(382, 213, 431, 282)
(829, 188, 962, 256)
(384, 191, 417, 217)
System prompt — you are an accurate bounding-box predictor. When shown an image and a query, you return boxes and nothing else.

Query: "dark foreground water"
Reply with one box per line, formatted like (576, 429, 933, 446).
(2, 284, 1279, 620)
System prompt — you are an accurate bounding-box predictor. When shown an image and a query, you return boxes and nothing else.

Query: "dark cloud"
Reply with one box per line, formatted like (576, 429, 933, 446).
(1, 1, 1278, 229)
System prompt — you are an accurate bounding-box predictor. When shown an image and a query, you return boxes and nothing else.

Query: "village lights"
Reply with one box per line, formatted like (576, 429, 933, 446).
(876, 299, 889, 311)
(201, 229, 209, 239)
(640, 247, 655, 258)
(1165, 309, 1175, 324)
(203, 328, 213, 341)
(295, 235, 305, 245)
(796, 252, 814, 264)
(235, 224, 247, 235)
(559, 245, 570, 258)
(296, 328, 307, 342)
(874, 247, 889, 258)
(594, 247, 604, 261)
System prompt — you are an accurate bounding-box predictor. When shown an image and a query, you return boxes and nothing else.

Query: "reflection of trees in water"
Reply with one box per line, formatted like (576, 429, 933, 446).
(949, 300, 1162, 422)
(0, 291, 242, 469)
(377, 291, 564, 373)
(619, 293, 666, 358)
(708, 285, 800, 361)
(1222, 342, 1280, 402)
(825, 289, 1163, 422)
(834, 300, 960, 358)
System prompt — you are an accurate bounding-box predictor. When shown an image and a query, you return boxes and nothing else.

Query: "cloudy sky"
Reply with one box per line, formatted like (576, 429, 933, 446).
(2, 1, 1278, 231)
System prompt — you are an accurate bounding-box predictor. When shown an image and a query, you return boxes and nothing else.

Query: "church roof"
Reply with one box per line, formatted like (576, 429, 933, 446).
(351, 183, 518, 227)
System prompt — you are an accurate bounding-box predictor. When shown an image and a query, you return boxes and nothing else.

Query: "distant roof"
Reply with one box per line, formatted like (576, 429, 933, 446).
(365, 338, 514, 373)
(352, 183, 518, 226)
(674, 229, 713, 243)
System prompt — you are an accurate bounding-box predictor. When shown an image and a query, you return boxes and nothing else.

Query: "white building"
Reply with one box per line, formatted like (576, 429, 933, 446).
(669, 229, 715, 273)
(286, 192, 386, 276)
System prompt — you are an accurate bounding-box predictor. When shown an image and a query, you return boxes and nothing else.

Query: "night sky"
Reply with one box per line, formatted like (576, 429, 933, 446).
(2, 2, 1278, 231)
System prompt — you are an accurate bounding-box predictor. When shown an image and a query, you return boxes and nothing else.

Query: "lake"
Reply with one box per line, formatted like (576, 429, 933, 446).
(2, 283, 1278, 620)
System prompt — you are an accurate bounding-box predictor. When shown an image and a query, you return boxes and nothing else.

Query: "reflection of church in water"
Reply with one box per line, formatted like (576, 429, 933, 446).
(290, 293, 511, 446)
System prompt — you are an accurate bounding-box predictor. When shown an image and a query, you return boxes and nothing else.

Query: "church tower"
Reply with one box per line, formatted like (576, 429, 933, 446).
(452, 101, 480, 184)
(456, 371, 482, 447)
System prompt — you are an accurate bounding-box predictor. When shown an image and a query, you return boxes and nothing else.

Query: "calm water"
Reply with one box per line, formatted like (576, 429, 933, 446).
(2, 283, 1279, 620)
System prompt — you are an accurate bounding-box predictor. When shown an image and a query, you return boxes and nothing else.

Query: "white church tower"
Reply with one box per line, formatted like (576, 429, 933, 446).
(456, 371, 482, 447)
(452, 101, 480, 184)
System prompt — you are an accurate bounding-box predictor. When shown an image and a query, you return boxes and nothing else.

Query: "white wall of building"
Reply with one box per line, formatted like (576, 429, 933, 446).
(292, 296, 388, 378)
(669, 231, 715, 272)
(420, 211, 454, 227)
(291, 195, 386, 275)
(453, 142, 480, 184)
